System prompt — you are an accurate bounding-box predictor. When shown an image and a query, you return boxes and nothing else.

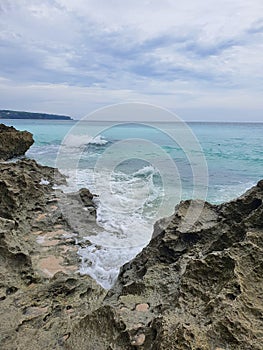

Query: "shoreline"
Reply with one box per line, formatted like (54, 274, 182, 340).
(0, 125, 262, 349)
(0, 109, 73, 120)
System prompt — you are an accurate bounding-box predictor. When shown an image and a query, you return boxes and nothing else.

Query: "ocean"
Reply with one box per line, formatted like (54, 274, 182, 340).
(2, 118, 263, 288)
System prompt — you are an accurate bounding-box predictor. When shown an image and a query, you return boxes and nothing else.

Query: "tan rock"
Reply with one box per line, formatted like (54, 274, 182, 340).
(135, 303, 149, 312)
(63, 334, 70, 341)
(50, 205, 58, 211)
(35, 213, 47, 222)
(131, 333, 145, 346)
(32, 230, 43, 235)
(37, 256, 76, 277)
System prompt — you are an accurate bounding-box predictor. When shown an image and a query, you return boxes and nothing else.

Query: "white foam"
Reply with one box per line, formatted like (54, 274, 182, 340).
(39, 178, 50, 185)
(209, 181, 255, 204)
(72, 170, 257, 288)
(78, 237, 145, 289)
(97, 166, 161, 216)
(90, 135, 108, 145)
(59, 165, 165, 288)
(133, 165, 157, 177)
(61, 134, 108, 149)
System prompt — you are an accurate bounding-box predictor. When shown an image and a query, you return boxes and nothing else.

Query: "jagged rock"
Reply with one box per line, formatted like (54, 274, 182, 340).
(0, 272, 105, 350)
(0, 124, 34, 160)
(68, 181, 263, 350)
(0, 135, 262, 349)
(0, 159, 105, 350)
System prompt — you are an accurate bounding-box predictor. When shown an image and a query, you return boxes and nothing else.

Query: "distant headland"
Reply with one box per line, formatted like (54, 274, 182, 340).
(0, 109, 73, 120)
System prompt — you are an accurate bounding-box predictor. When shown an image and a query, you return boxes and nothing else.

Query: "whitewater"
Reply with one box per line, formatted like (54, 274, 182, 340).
(2, 118, 263, 288)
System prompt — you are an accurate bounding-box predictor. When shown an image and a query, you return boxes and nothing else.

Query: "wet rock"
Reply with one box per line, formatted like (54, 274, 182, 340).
(58, 187, 102, 239)
(0, 123, 34, 160)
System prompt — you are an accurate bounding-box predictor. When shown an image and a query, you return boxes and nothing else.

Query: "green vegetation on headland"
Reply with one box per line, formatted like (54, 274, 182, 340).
(0, 109, 73, 120)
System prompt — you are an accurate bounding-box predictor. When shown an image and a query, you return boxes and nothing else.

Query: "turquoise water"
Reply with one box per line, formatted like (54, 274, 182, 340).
(2, 119, 262, 288)
(3, 119, 262, 203)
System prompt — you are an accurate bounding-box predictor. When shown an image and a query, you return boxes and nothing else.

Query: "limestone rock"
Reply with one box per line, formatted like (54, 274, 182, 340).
(0, 123, 34, 160)
(0, 159, 105, 350)
(68, 181, 263, 350)
(0, 142, 262, 349)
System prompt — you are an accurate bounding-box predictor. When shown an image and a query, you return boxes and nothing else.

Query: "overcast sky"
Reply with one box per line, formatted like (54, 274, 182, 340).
(0, 0, 263, 121)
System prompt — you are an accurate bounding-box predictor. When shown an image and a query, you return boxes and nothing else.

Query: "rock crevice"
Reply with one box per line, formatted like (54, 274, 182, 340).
(0, 125, 262, 350)
(68, 181, 263, 350)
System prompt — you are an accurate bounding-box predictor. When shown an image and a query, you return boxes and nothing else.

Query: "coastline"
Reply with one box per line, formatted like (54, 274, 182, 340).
(0, 109, 73, 120)
(0, 125, 262, 349)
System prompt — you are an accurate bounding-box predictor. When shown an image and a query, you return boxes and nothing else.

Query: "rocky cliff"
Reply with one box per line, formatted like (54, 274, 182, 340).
(0, 123, 34, 160)
(67, 182, 263, 350)
(0, 159, 106, 350)
(0, 128, 262, 349)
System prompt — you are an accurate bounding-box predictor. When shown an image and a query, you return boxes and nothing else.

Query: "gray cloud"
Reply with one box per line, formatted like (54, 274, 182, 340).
(0, 0, 263, 120)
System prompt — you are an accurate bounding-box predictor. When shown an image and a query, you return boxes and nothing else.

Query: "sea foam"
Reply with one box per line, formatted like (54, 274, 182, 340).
(60, 165, 164, 288)
(62, 134, 108, 149)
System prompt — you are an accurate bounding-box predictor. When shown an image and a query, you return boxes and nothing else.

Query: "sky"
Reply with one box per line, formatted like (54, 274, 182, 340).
(0, 0, 263, 121)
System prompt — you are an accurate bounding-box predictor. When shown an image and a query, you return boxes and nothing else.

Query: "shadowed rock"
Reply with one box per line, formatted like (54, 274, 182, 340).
(0, 123, 34, 160)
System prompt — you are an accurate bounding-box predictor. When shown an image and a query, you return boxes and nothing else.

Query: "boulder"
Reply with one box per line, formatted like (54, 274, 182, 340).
(0, 123, 34, 160)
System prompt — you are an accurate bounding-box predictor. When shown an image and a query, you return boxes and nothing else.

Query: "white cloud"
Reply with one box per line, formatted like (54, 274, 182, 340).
(1, 77, 262, 121)
(0, 0, 263, 120)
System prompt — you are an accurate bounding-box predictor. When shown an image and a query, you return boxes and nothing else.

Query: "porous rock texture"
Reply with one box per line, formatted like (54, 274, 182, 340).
(68, 182, 263, 350)
(0, 159, 106, 350)
(0, 129, 262, 349)
(0, 123, 34, 160)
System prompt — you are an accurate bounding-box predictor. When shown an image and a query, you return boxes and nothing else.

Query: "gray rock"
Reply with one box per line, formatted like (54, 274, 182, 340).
(0, 151, 262, 349)
(0, 124, 34, 160)
(68, 181, 263, 350)
(0, 159, 105, 350)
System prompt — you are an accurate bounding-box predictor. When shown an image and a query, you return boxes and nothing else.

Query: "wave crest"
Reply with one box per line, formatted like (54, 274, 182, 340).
(62, 134, 108, 149)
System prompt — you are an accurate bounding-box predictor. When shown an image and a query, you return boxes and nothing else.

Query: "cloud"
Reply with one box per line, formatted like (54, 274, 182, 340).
(0, 0, 263, 120)
(1, 77, 262, 122)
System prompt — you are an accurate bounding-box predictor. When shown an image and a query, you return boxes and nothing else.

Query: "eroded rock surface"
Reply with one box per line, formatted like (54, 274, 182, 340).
(68, 182, 263, 350)
(0, 124, 34, 160)
(0, 159, 106, 350)
(0, 131, 262, 349)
